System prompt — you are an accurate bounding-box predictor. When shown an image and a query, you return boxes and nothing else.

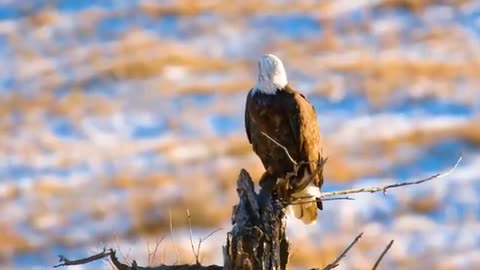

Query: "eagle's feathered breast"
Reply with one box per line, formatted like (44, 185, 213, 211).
(245, 84, 322, 188)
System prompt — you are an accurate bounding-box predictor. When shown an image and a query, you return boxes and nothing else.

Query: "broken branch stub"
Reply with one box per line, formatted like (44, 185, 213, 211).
(224, 169, 290, 270)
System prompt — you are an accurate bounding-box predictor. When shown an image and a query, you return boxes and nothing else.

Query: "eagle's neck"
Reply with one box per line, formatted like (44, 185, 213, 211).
(254, 80, 286, 95)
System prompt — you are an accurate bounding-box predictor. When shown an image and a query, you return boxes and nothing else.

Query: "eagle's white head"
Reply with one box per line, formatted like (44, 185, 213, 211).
(254, 54, 288, 95)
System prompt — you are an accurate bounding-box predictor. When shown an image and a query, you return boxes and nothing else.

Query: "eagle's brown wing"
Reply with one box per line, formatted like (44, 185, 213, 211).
(284, 85, 323, 188)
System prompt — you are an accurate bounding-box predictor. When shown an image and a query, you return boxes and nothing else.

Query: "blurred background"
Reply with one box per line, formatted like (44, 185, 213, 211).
(0, 0, 479, 269)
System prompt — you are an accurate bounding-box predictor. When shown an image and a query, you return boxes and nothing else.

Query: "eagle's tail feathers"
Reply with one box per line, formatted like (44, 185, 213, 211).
(288, 184, 320, 224)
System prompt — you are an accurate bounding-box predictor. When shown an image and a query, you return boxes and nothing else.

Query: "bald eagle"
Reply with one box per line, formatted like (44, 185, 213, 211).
(244, 54, 323, 224)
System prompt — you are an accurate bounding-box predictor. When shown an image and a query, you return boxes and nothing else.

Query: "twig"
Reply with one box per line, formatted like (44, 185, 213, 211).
(54, 248, 112, 268)
(169, 209, 180, 264)
(110, 250, 135, 270)
(103, 251, 115, 270)
(292, 157, 328, 193)
(91, 246, 114, 270)
(287, 196, 354, 205)
(299, 196, 354, 201)
(124, 248, 131, 265)
(187, 209, 200, 264)
(261, 131, 327, 196)
(323, 232, 364, 270)
(372, 240, 394, 270)
(114, 234, 129, 263)
(147, 240, 151, 266)
(321, 196, 355, 201)
(196, 228, 224, 264)
(261, 131, 298, 166)
(149, 235, 166, 266)
(321, 155, 462, 198)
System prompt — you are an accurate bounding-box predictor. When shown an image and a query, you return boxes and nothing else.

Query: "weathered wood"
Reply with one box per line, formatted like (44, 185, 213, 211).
(224, 169, 289, 270)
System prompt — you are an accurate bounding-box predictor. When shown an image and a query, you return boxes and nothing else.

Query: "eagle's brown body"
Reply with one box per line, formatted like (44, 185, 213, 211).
(245, 84, 322, 185)
(245, 83, 323, 223)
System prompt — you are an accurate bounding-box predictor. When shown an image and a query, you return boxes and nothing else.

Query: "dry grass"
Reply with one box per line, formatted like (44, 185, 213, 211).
(27, 9, 59, 27)
(0, 224, 33, 255)
(289, 242, 342, 268)
(139, 0, 327, 17)
(409, 194, 441, 213)
(380, 0, 473, 11)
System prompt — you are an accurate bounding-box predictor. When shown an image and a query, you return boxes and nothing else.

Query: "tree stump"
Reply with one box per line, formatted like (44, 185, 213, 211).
(224, 169, 289, 270)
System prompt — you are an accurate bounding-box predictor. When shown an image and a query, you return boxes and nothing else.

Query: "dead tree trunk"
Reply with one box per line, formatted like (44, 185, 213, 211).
(224, 169, 289, 270)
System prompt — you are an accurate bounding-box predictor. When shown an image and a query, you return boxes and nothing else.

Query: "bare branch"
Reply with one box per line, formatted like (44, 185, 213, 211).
(261, 131, 298, 166)
(321, 196, 355, 201)
(56, 247, 223, 269)
(201, 228, 224, 244)
(323, 232, 364, 270)
(147, 240, 151, 266)
(372, 240, 394, 270)
(321, 155, 462, 198)
(287, 196, 354, 205)
(292, 156, 327, 192)
(187, 209, 200, 264)
(114, 235, 124, 261)
(292, 194, 355, 201)
(54, 248, 112, 268)
(150, 235, 166, 266)
(261, 131, 328, 200)
(169, 209, 180, 264)
(196, 228, 224, 264)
